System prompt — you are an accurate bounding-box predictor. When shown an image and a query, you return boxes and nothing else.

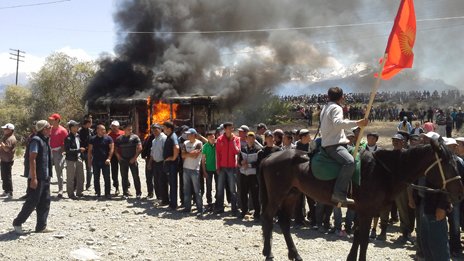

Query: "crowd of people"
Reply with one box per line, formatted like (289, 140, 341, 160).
(283, 90, 464, 129)
(1, 86, 464, 260)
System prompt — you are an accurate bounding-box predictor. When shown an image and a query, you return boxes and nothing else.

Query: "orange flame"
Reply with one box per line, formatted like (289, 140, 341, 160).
(152, 100, 178, 124)
(145, 97, 179, 139)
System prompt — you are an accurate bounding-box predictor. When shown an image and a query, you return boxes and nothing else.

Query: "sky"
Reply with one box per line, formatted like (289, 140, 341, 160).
(0, 0, 114, 75)
(0, 0, 463, 90)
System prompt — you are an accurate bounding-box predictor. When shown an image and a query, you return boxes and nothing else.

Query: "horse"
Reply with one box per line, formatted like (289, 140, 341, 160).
(259, 138, 464, 261)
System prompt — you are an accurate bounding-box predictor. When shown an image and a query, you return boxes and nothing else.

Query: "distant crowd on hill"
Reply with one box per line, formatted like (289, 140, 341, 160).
(281, 90, 464, 126)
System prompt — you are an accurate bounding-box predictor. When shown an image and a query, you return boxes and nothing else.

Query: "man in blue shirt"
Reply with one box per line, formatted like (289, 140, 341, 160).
(88, 125, 114, 199)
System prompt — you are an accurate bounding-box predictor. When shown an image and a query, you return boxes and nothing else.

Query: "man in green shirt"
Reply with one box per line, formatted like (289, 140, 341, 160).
(201, 132, 217, 211)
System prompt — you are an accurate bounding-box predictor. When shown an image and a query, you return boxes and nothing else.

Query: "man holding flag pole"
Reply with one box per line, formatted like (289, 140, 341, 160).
(322, 0, 417, 207)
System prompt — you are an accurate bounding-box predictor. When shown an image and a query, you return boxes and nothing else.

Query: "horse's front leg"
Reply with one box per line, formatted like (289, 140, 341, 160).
(262, 206, 276, 260)
(279, 202, 302, 261)
(357, 215, 373, 261)
(347, 214, 360, 261)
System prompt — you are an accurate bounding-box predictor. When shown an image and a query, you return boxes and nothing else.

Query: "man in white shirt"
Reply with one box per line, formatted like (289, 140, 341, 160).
(320, 87, 367, 205)
(148, 124, 167, 204)
(181, 128, 204, 217)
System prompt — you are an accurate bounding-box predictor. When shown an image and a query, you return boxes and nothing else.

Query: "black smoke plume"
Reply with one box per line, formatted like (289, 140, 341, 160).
(84, 0, 464, 106)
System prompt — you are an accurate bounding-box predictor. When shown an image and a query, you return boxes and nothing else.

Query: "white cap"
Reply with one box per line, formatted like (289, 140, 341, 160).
(421, 131, 440, 140)
(456, 137, 464, 143)
(110, 121, 120, 127)
(443, 137, 458, 146)
(1, 123, 14, 130)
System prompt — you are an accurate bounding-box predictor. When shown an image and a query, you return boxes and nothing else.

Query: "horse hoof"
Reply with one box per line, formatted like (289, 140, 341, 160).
(265, 256, 274, 261)
(294, 256, 303, 261)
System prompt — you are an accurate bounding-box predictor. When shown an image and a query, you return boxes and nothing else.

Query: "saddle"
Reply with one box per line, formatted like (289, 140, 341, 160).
(310, 145, 361, 186)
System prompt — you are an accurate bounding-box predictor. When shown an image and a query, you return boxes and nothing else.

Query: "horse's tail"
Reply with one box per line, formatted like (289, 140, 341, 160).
(259, 160, 268, 215)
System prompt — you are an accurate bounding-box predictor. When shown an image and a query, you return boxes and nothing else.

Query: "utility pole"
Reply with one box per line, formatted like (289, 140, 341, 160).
(9, 49, 25, 85)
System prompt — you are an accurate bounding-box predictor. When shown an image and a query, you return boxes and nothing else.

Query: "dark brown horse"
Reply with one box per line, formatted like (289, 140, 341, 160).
(260, 138, 464, 261)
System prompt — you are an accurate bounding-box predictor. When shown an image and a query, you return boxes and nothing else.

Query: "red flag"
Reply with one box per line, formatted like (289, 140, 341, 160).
(379, 0, 416, 80)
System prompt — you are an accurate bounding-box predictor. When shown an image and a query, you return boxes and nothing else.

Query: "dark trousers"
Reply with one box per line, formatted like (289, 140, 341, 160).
(421, 214, 450, 260)
(204, 170, 217, 205)
(93, 161, 111, 196)
(1, 161, 14, 193)
(316, 202, 333, 228)
(165, 162, 178, 208)
(448, 202, 462, 254)
(295, 195, 316, 225)
(153, 161, 167, 201)
(239, 173, 260, 215)
(145, 160, 155, 196)
(13, 178, 50, 231)
(110, 155, 119, 190)
(119, 159, 141, 196)
(178, 167, 184, 205)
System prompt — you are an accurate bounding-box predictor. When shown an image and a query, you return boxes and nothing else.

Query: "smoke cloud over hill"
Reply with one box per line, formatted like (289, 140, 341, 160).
(84, 0, 464, 105)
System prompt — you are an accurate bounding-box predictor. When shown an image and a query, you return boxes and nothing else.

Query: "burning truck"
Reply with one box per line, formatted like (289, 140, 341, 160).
(86, 95, 218, 138)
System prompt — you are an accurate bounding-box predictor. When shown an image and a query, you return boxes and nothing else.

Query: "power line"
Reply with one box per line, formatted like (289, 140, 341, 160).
(9, 49, 25, 85)
(0, 0, 70, 10)
(119, 15, 464, 34)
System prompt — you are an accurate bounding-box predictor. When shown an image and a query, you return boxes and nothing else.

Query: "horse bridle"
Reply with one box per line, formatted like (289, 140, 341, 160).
(422, 152, 461, 190)
(375, 151, 461, 193)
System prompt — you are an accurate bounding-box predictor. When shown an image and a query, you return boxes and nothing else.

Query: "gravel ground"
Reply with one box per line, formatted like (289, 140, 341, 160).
(0, 156, 418, 261)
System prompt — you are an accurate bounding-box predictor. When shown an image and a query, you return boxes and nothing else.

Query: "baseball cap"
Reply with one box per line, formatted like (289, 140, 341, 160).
(48, 113, 61, 121)
(238, 125, 250, 132)
(345, 130, 355, 138)
(185, 128, 198, 135)
(409, 134, 421, 141)
(1, 123, 14, 130)
(257, 123, 268, 130)
(67, 120, 79, 127)
(36, 120, 51, 132)
(299, 129, 310, 136)
(422, 131, 440, 140)
(367, 132, 379, 138)
(443, 137, 458, 146)
(273, 129, 284, 135)
(151, 123, 162, 129)
(264, 130, 274, 137)
(110, 121, 120, 127)
(392, 134, 404, 140)
(456, 137, 464, 143)
(247, 131, 256, 137)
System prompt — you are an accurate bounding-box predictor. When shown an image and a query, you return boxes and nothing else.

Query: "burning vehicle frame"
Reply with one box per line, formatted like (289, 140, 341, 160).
(86, 95, 218, 138)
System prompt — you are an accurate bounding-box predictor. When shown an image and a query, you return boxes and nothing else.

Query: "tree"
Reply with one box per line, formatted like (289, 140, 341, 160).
(0, 85, 32, 140)
(30, 52, 96, 121)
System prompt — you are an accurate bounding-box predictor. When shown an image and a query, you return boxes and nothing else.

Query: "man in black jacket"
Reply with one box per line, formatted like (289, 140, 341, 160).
(64, 120, 85, 199)
(142, 125, 156, 200)
(79, 119, 94, 190)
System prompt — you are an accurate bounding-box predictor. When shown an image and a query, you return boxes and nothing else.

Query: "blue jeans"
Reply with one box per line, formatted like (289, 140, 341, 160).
(420, 214, 450, 261)
(324, 145, 355, 198)
(216, 168, 237, 212)
(165, 162, 178, 209)
(183, 168, 203, 212)
(93, 161, 111, 196)
(448, 202, 462, 254)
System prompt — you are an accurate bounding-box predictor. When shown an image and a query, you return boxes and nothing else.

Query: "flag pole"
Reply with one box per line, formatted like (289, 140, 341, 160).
(352, 53, 388, 159)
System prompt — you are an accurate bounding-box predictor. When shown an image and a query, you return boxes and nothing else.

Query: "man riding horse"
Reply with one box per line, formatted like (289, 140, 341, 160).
(320, 87, 368, 205)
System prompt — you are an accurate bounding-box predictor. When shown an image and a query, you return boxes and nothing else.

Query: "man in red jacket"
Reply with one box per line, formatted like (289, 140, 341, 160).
(215, 122, 240, 214)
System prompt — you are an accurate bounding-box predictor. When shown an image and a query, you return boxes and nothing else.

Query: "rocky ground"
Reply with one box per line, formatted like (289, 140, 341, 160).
(1, 121, 458, 261)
